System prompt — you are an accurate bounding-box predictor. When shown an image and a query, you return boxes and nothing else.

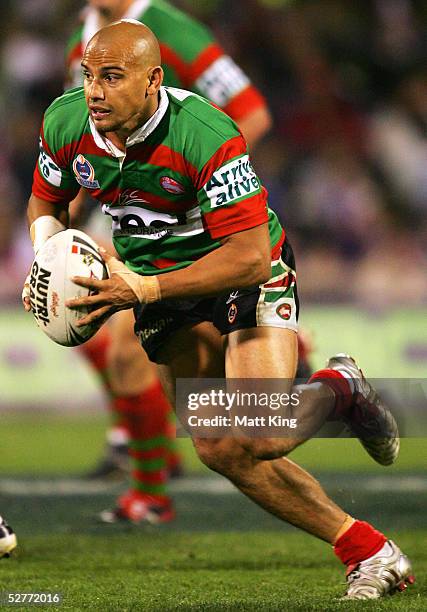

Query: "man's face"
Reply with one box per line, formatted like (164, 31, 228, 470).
(82, 41, 151, 135)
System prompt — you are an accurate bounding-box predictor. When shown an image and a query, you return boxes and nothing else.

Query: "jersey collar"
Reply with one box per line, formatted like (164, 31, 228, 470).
(82, 0, 151, 48)
(89, 86, 169, 156)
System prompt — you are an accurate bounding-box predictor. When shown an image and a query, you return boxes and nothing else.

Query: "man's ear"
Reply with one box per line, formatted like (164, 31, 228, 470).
(147, 66, 163, 94)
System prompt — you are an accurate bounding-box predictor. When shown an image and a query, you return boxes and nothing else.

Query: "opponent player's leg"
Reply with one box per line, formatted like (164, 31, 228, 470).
(78, 327, 129, 479)
(100, 309, 175, 524)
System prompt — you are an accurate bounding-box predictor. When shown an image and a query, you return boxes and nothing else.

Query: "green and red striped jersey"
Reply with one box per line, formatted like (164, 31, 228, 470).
(65, 0, 266, 122)
(33, 86, 284, 275)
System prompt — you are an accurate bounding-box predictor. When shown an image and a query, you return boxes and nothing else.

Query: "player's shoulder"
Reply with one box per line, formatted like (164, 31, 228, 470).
(142, 0, 213, 61)
(44, 88, 87, 121)
(43, 88, 88, 147)
(46, 86, 85, 109)
(166, 87, 239, 142)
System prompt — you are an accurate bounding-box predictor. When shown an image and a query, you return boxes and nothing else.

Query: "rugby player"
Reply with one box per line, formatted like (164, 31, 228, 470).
(64, 0, 275, 521)
(23, 22, 414, 598)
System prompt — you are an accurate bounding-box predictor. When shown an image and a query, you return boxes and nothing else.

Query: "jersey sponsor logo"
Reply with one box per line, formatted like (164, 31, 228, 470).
(160, 176, 186, 195)
(38, 139, 62, 187)
(195, 56, 250, 106)
(204, 155, 260, 208)
(276, 303, 291, 321)
(228, 303, 238, 324)
(103, 190, 203, 240)
(72, 155, 100, 189)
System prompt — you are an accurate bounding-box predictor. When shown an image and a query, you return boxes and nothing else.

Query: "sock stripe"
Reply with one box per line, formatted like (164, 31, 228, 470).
(129, 435, 169, 451)
(132, 458, 166, 472)
(131, 481, 168, 496)
(308, 369, 353, 419)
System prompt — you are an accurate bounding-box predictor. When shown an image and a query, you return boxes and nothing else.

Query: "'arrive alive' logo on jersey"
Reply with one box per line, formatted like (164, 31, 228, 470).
(204, 154, 260, 208)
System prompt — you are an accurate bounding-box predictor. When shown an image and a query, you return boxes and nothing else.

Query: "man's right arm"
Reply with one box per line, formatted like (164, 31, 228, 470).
(23, 195, 70, 311)
(27, 194, 69, 230)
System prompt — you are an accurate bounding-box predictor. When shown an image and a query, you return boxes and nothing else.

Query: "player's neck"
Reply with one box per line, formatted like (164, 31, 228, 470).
(97, 0, 135, 27)
(104, 92, 160, 151)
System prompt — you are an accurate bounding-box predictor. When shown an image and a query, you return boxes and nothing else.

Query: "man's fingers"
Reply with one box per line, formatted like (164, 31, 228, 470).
(71, 275, 103, 290)
(66, 293, 104, 308)
(22, 274, 32, 312)
(23, 296, 32, 312)
(74, 305, 113, 327)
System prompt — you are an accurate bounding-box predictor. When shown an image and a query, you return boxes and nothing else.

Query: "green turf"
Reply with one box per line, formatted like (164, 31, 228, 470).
(0, 414, 425, 474)
(1, 531, 425, 611)
(1, 414, 426, 609)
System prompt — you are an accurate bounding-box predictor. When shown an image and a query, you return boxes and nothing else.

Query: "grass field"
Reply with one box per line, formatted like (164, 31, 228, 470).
(1, 307, 425, 609)
(1, 414, 426, 610)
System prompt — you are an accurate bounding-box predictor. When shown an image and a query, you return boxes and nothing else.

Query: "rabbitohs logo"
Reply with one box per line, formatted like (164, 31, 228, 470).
(228, 303, 238, 324)
(276, 303, 291, 320)
(160, 176, 186, 194)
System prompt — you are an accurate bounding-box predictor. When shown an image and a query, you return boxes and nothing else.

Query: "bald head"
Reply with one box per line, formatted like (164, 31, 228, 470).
(81, 20, 164, 141)
(84, 20, 161, 69)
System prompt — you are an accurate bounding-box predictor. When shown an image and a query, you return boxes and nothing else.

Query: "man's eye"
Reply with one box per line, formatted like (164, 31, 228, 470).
(105, 74, 119, 82)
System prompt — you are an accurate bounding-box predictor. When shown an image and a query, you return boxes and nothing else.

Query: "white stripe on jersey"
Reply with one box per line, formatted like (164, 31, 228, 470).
(195, 56, 250, 107)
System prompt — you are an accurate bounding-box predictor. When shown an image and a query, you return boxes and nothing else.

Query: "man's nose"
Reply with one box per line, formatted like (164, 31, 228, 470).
(89, 79, 105, 100)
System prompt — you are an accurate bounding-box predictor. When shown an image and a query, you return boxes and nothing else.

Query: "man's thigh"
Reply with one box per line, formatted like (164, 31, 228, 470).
(225, 327, 299, 458)
(107, 309, 157, 395)
(225, 327, 298, 384)
(156, 321, 225, 406)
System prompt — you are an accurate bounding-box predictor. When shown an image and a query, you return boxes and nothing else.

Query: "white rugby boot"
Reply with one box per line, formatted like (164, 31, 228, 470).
(326, 354, 400, 465)
(0, 516, 17, 558)
(344, 540, 415, 599)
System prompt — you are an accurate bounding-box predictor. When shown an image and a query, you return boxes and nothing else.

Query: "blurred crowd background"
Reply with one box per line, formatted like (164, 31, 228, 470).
(0, 0, 426, 309)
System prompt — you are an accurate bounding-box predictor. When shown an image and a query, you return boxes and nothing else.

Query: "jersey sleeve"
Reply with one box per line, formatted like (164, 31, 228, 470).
(148, 4, 267, 122)
(196, 135, 269, 239)
(32, 119, 80, 204)
(188, 45, 267, 122)
(64, 24, 84, 89)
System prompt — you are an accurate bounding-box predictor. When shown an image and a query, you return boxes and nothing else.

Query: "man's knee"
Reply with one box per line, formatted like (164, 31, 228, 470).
(193, 438, 249, 476)
(109, 342, 135, 375)
(193, 437, 302, 475)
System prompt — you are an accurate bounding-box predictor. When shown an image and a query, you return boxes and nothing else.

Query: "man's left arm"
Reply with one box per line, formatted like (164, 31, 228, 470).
(158, 223, 270, 299)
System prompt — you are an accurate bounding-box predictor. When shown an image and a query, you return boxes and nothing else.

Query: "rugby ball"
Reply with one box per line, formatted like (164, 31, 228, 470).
(29, 229, 109, 346)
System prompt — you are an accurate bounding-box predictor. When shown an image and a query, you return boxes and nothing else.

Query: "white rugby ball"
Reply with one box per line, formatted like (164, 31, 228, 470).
(29, 229, 109, 346)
